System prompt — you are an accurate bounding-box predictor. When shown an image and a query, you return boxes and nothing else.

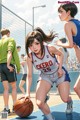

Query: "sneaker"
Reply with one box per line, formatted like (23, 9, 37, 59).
(45, 95, 50, 103)
(45, 115, 55, 120)
(12, 106, 15, 113)
(12, 109, 15, 113)
(48, 117, 55, 120)
(2, 108, 11, 114)
(53, 117, 55, 120)
(66, 100, 73, 114)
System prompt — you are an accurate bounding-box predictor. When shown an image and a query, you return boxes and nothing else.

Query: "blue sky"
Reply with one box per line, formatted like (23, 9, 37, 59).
(2, 0, 80, 60)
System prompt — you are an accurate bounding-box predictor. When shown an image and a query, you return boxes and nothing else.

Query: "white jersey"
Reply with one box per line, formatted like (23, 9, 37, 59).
(32, 45, 58, 75)
(21, 62, 27, 74)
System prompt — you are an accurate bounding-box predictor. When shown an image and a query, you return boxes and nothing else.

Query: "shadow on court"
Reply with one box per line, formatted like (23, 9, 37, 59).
(9, 112, 80, 120)
(43, 111, 80, 120)
(10, 100, 80, 120)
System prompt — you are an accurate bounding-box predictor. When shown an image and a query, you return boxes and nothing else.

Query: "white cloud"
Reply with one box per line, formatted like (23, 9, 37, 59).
(47, 17, 60, 26)
(15, 0, 39, 10)
(2, 0, 80, 58)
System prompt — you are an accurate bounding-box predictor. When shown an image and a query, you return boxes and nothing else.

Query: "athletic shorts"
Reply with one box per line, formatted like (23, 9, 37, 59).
(0, 63, 17, 83)
(38, 67, 71, 87)
(21, 74, 27, 81)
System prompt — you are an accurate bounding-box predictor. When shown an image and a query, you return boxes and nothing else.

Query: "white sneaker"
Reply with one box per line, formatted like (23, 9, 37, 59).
(48, 117, 55, 120)
(66, 100, 73, 114)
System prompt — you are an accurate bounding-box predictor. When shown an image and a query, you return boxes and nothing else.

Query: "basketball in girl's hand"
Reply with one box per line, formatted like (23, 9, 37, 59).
(13, 96, 34, 118)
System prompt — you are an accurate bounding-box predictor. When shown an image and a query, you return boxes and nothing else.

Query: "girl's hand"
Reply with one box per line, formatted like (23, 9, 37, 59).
(73, 44, 79, 49)
(7, 65, 14, 72)
(25, 94, 30, 99)
(58, 68, 63, 78)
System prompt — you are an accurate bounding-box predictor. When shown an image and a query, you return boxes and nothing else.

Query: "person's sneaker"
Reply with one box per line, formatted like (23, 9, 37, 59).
(2, 108, 11, 115)
(12, 108, 15, 113)
(11, 106, 15, 113)
(66, 100, 73, 114)
(45, 95, 50, 103)
(53, 117, 55, 120)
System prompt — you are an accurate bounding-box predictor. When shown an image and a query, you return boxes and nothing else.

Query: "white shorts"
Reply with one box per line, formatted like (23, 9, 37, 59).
(38, 68, 71, 87)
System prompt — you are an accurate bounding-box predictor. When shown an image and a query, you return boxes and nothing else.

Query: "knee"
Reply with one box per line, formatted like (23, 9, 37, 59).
(4, 86, 9, 91)
(62, 97, 69, 103)
(36, 100, 44, 109)
(12, 85, 17, 91)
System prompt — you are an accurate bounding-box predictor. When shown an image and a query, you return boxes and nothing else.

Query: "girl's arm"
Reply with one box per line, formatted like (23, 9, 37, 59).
(49, 46, 64, 70)
(55, 22, 74, 48)
(49, 46, 64, 77)
(64, 22, 74, 47)
(26, 54, 33, 98)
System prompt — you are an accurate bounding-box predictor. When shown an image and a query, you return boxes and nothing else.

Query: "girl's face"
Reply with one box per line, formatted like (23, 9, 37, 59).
(58, 7, 70, 21)
(29, 39, 41, 54)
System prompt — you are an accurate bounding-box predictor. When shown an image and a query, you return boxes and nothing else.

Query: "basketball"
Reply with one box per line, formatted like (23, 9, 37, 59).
(13, 97, 34, 118)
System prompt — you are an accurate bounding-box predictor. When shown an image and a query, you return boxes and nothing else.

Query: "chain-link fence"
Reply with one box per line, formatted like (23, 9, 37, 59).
(0, 4, 33, 54)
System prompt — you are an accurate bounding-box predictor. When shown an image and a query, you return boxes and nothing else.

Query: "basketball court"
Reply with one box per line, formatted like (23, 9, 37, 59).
(9, 100, 80, 120)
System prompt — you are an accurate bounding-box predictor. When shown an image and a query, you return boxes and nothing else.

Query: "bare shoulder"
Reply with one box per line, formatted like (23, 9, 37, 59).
(64, 21, 74, 29)
(48, 45, 56, 52)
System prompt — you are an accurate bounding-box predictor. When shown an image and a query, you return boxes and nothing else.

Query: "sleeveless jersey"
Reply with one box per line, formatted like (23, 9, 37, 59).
(32, 45, 58, 75)
(70, 19, 80, 47)
(22, 62, 27, 74)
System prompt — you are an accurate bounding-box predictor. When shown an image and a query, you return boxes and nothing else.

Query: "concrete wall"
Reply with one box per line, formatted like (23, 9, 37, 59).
(0, 71, 79, 93)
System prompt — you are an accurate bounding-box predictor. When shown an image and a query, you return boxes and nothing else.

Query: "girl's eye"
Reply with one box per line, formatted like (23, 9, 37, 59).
(29, 44, 32, 47)
(36, 42, 39, 45)
(59, 11, 63, 13)
(59, 9, 63, 13)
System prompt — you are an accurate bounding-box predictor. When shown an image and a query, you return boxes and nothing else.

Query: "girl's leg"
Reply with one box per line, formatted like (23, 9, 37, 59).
(74, 75, 80, 98)
(36, 80, 54, 120)
(58, 81, 73, 114)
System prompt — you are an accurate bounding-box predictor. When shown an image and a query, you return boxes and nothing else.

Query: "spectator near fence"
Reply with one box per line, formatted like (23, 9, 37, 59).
(19, 54, 27, 95)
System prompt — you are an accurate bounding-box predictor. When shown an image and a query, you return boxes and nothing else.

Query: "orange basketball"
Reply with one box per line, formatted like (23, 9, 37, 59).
(13, 97, 34, 118)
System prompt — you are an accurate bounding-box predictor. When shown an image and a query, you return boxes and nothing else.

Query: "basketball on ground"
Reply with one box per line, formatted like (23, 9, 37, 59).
(13, 97, 34, 118)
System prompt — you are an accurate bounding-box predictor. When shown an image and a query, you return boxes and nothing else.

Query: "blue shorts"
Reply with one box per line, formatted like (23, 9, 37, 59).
(38, 67, 71, 87)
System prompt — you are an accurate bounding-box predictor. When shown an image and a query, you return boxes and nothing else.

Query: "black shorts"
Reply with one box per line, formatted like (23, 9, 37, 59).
(0, 63, 17, 83)
(21, 74, 27, 81)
